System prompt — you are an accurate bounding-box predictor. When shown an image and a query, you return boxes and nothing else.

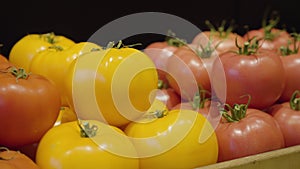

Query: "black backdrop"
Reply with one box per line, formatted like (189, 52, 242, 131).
(1, 0, 299, 57)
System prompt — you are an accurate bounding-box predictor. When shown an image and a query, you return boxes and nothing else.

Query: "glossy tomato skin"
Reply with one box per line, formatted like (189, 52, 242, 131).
(64, 47, 158, 127)
(212, 49, 285, 110)
(278, 53, 300, 102)
(216, 108, 285, 162)
(166, 46, 211, 101)
(155, 88, 181, 110)
(124, 109, 219, 169)
(268, 102, 300, 147)
(192, 31, 245, 55)
(244, 28, 291, 51)
(9, 33, 75, 71)
(144, 41, 178, 85)
(29, 42, 102, 106)
(0, 148, 40, 169)
(0, 68, 61, 147)
(36, 120, 139, 169)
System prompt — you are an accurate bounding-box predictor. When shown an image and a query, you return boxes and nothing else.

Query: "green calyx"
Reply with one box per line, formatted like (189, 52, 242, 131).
(235, 37, 258, 55)
(220, 95, 251, 122)
(189, 89, 211, 110)
(157, 79, 168, 89)
(146, 109, 168, 119)
(48, 45, 64, 51)
(194, 36, 219, 58)
(105, 40, 142, 49)
(78, 120, 98, 138)
(205, 19, 235, 39)
(6, 67, 30, 82)
(165, 30, 187, 47)
(290, 90, 300, 111)
(280, 33, 299, 56)
(40, 32, 57, 44)
(262, 11, 281, 41)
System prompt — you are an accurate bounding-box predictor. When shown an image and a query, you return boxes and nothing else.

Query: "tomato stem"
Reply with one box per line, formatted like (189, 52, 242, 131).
(78, 120, 98, 138)
(280, 33, 299, 56)
(157, 79, 168, 89)
(220, 95, 251, 122)
(235, 37, 258, 55)
(205, 19, 234, 39)
(48, 45, 64, 51)
(6, 67, 30, 82)
(290, 90, 300, 111)
(189, 89, 211, 110)
(146, 109, 168, 119)
(40, 32, 57, 44)
(193, 36, 219, 58)
(106, 40, 142, 49)
(165, 30, 187, 47)
(262, 11, 281, 41)
(0, 147, 14, 161)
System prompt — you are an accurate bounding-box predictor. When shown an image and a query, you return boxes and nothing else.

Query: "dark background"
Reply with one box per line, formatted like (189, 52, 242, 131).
(1, 0, 299, 58)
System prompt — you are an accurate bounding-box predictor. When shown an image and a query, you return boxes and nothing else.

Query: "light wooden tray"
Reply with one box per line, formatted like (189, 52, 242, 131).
(196, 145, 300, 169)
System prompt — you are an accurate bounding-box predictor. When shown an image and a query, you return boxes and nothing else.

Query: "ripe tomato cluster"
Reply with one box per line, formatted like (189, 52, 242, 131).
(0, 14, 300, 169)
(144, 16, 300, 163)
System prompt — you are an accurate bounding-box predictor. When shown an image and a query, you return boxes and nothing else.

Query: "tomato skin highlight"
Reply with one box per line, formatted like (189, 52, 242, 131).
(36, 120, 139, 169)
(278, 52, 300, 102)
(9, 33, 75, 71)
(166, 46, 211, 101)
(0, 67, 61, 148)
(212, 48, 285, 110)
(64, 46, 158, 127)
(144, 41, 178, 84)
(124, 109, 219, 169)
(192, 31, 245, 55)
(216, 108, 285, 162)
(155, 88, 181, 110)
(29, 42, 102, 106)
(267, 91, 300, 147)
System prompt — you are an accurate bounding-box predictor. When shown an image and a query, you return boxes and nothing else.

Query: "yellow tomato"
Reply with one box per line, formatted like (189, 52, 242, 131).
(9, 32, 75, 71)
(147, 98, 168, 115)
(64, 44, 158, 127)
(29, 42, 102, 106)
(124, 109, 219, 169)
(36, 120, 139, 169)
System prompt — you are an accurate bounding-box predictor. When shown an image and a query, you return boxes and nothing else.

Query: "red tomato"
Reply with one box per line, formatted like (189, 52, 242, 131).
(0, 54, 8, 63)
(243, 15, 291, 51)
(171, 90, 222, 129)
(216, 98, 285, 162)
(0, 147, 40, 169)
(244, 28, 291, 51)
(192, 20, 245, 54)
(0, 65, 61, 148)
(277, 37, 300, 102)
(267, 90, 300, 147)
(212, 41, 285, 110)
(155, 87, 181, 110)
(171, 90, 211, 117)
(144, 32, 185, 85)
(166, 45, 216, 101)
(144, 41, 178, 85)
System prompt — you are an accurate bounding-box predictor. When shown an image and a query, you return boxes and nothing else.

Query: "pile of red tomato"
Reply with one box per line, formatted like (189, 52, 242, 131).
(0, 14, 300, 169)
